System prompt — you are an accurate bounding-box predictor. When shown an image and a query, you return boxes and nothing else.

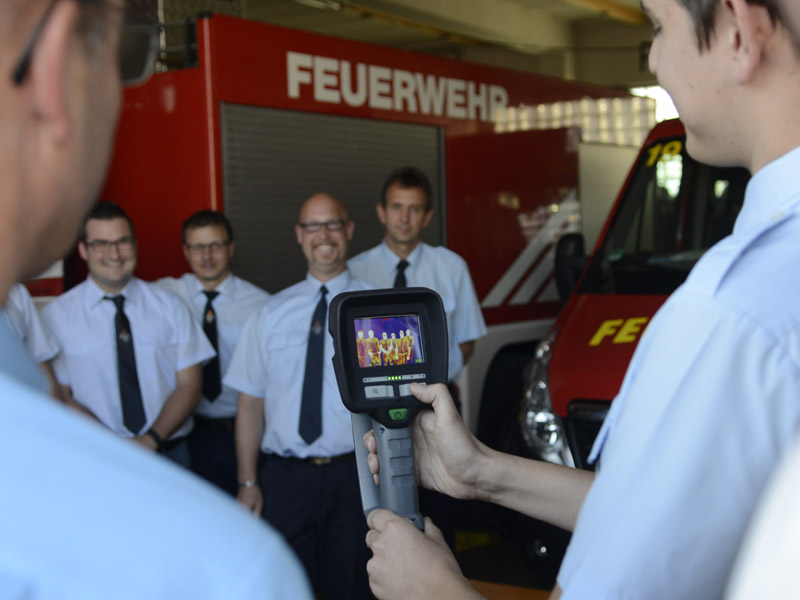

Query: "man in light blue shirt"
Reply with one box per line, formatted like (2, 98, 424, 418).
(157, 210, 270, 495)
(348, 166, 487, 549)
(348, 166, 486, 386)
(43, 202, 215, 466)
(361, 2, 800, 600)
(226, 193, 373, 599)
(0, 2, 311, 597)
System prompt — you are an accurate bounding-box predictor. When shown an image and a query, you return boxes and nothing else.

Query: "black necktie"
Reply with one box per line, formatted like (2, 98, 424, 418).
(394, 259, 409, 288)
(202, 290, 221, 401)
(299, 285, 328, 444)
(105, 295, 146, 435)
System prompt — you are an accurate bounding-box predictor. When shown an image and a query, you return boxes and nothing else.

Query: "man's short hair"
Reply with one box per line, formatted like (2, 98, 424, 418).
(380, 167, 433, 213)
(81, 201, 135, 241)
(181, 210, 234, 244)
(679, 0, 783, 48)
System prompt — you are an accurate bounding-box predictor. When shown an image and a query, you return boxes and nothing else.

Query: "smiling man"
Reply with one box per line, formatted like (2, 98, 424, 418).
(157, 210, 269, 496)
(225, 193, 373, 599)
(43, 202, 215, 467)
(362, 1, 800, 600)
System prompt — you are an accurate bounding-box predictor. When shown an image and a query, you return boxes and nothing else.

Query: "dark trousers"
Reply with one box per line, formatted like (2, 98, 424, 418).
(187, 416, 238, 497)
(258, 453, 371, 600)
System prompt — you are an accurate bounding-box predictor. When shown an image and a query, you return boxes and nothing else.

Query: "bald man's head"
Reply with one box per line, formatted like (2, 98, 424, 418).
(295, 193, 355, 282)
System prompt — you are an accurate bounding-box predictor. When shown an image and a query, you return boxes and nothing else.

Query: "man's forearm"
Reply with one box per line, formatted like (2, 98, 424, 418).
(475, 446, 594, 532)
(149, 364, 202, 438)
(236, 393, 265, 482)
(60, 384, 102, 422)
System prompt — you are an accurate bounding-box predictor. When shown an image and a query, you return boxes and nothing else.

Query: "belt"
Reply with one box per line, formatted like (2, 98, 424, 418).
(266, 451, 355, 466)
(194, 415, 236, 433)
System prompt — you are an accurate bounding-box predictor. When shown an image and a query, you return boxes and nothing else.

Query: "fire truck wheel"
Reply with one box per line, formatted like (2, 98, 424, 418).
(476, 343, 537, 452)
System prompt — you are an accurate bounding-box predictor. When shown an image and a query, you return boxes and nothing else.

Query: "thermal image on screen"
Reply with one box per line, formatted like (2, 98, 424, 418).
(354, 315, 424, 368)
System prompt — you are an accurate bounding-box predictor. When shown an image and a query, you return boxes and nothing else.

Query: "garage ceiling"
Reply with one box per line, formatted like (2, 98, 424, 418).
(245, 0, 647, 54)
(237, 0, 654, 87)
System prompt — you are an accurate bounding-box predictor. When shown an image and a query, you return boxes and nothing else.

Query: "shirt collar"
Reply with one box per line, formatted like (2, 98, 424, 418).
(305, 269, 352, 297)
(735, 145, 800, 235)
(187, 272, 235, 299)
(379, 240, 424, 268)
(84, 276, 140, 309)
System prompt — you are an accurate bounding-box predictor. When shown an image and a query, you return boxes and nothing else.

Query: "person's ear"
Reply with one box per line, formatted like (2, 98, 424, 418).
(376, 203, 387, 226)
(28, 0, 81, 144)
(727, 0, 773, 84)
(78, 240, 88, 262)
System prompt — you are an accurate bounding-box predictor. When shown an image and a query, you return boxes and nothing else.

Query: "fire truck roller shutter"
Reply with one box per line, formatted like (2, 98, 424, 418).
(220, 103, 445, 293)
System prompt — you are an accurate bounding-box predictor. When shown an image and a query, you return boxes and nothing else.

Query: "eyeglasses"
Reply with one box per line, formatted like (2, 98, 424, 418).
(11, 0, 59, 85)
(85, 236, 135, 253)
(185, 241, 231, 255)
(119, 24, 161, 87)
(298, 220, 347, 233)
(11, 0, 161, 88)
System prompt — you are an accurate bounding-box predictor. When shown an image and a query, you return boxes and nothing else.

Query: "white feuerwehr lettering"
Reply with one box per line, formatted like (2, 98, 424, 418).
(286, 51, 508, 122)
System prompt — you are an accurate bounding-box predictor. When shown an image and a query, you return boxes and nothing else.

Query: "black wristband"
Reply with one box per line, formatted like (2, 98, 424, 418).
(145, 429, 165, 453)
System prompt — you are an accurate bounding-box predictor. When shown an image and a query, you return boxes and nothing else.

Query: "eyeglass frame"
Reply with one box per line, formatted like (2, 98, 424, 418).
(184, 241, 231, 255)
(84, 236, 135, 253)
(297, 220, 348, 233)
(10, 0, 61, 86)
(10, 0, 161, 88)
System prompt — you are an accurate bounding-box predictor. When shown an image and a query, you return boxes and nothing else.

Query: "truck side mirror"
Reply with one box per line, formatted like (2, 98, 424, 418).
(555, 233, 587, 303)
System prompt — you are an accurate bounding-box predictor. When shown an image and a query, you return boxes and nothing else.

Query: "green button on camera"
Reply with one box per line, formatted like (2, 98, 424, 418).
(388, 408, 408, 421)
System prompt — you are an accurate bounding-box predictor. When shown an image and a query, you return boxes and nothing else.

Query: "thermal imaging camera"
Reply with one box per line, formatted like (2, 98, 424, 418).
(329, 288, 448, 529)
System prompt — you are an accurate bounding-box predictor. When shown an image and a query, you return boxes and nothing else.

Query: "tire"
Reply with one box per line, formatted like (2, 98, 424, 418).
(476, 343, 536, 451)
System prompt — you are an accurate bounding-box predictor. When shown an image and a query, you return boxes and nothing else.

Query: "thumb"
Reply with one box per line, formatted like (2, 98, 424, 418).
(410, 382, 458, 420)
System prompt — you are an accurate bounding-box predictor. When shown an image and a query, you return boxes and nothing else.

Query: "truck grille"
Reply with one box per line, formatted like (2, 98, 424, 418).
(564, 401, 609, 471)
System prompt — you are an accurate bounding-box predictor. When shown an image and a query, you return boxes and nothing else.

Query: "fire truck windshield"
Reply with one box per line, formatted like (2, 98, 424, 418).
(579, 136, 751, 295)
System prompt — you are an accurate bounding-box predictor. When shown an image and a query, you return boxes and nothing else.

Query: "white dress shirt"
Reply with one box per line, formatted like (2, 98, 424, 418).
(558, 145, 800, 599)
(156, 273, 269, 419)
(43, 277, 215, 438)
(224, 270, 372, 458)
(3, 283, 58, 364)
(348, 241, 487, 381)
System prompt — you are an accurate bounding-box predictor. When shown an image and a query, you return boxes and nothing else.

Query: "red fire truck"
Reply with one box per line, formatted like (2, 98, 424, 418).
(88, 13, 648, 438)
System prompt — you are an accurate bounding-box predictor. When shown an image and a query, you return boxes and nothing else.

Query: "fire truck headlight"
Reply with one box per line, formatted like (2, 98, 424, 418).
(520, 334, 574, 467)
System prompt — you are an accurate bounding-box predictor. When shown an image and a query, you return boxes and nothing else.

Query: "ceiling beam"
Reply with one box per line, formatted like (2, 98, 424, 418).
(348, 0, 574, 52)
(561, 0, 647, 25)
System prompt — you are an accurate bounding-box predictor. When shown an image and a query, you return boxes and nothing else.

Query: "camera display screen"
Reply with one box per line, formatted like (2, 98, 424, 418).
(353, 314, 424, 368)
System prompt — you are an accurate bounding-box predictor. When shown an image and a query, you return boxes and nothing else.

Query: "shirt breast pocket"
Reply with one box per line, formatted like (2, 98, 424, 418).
(58, 334, 113, 397)
(61, 336, 109, 373)
(131, 325, 177, 377)
(264, 331, 307, 384)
